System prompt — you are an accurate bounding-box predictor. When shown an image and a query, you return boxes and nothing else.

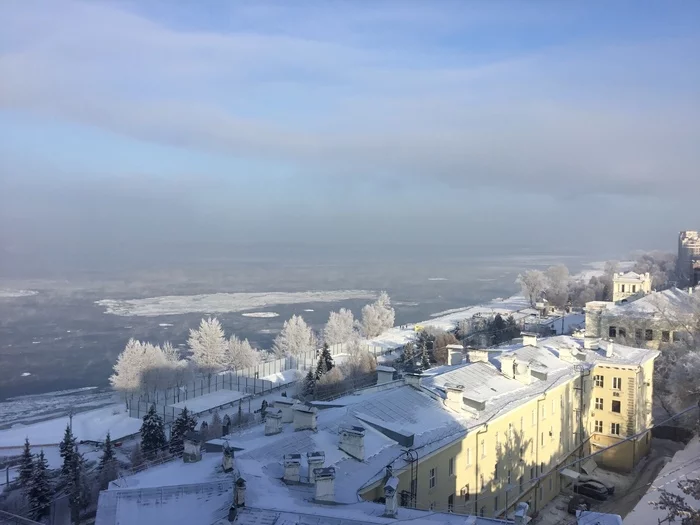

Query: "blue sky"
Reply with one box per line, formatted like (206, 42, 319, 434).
(1, 1, 699, 252)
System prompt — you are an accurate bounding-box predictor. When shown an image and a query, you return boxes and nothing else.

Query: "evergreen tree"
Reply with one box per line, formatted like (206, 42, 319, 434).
(140, 405, 167, 459)
(302, 368, 316, 397)
(420, 348, 430, 370)
(491, 313, 507, 345)
(19, 437, 34, 489)
(66, 447, 88, 525)
(315, 343, 335, 379)
(169, 407, 197, 456)
(29, 450, 52, 521)
(98, 432, 118, 489)
(260, 400, 268, 422)
(210, 410, 223, 439)
(59, 424, 77, 477)
(401, 342, 415, 368)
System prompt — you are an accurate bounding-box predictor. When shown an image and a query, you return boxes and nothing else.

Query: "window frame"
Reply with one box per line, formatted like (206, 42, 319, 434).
(594, 375, 604, 387)
(609, 326, 617, 338)
(611, 423, 621, 436)
(645, 329, 653, 341)
(594, 420, 603, 433)
(613, 377, 622, 390)
(595, 397, 603, 410)
(612, 400, 621, 413)
(449, 457, 455, 477)
(661, 330, 670, 343)
(429, 467, 436, 489)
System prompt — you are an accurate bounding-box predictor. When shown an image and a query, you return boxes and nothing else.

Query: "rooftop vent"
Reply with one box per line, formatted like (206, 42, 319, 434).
(293, 404, 318, 432)
(313, 467, 336, 503)
(283, 454, 302, 483)
(599, 339, 614, 358)
(339, 425, 365, 461)
(307, 451, 325, 483)
(514, 501, 530, 524)
(446, 344, 464, 365)
(404, 372, 424, 389)
(376, 365, 396, 385)
(443, 383, 465, 413)
(273, 397, 296, 424)
(522, 332, 538, 347)
(264, 408, 283, 436)
(463, 396, 486, 412)
(467, 349, 489, 363)
(500, 354, 517, 379)
(514, 361, 531, 385)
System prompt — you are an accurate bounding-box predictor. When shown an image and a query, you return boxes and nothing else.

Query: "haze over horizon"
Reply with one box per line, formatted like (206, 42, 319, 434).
(1, 0, 699, 268)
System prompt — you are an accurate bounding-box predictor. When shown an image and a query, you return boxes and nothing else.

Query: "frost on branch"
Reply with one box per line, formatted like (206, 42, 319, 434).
(273, 315, 317, 357)
(360, 292, 395, 338)
(323, 308, 356, 345)
(188, 317, 227, 374)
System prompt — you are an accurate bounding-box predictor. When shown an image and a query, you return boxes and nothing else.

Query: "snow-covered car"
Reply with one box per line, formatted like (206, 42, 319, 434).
(578, 475, 615, 494)
(574, 481, 609, 501)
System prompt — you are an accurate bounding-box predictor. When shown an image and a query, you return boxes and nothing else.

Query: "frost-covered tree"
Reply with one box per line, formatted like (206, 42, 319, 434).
(516, 270, 547, 307)
(273, 315, 317, 357)
(225, 335, 261, 370)
(652, 478, 700, 524)
(169, 407, 197, 456)
(29, 450, 52, 521)
(323, 308, 355, 345)
(19, 437, 34, 489)
(188, 317, 227, 374)
(360, 292, 395, 337)
(110, 338, 148, 394)
(402, 342, 415, 366)
(140, 405, 167, 459)
(667, 351, 700, 412)
(545, 265, 570, 309)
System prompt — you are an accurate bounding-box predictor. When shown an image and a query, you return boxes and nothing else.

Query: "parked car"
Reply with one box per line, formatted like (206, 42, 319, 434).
(567, 495, 592, 515)
(574, 481, 609, 501)
(578, 475, 615, 494)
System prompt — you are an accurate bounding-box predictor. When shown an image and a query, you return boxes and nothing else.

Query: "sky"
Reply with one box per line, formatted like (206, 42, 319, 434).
(1, 0, 699, 263)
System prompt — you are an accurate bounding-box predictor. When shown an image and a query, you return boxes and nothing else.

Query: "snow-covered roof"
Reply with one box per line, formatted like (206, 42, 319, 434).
(614, 271, 645, 281)
(577, 510, 622, 525)
(605, 287, 698, 319)
(623, 437, 700, 525)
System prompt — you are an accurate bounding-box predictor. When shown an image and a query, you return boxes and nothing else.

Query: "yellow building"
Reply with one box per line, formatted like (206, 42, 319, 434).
(358, 335, 657, 519)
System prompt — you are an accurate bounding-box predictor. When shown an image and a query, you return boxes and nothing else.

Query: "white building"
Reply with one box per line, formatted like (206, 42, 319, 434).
(677, 230, 700, 287)
(612, 271, 651, 303)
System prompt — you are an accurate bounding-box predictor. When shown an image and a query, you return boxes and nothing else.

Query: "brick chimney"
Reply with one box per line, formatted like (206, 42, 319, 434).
(264, 409, 283, 436)
(306, 452, 325, 483)
(383, 476, 399, 518)
(376, 365, 396, 385)
(446, 344, 464, 365)
(283, 454, 301, 483)
(293, 404, 318, 432)
(443, 383, 464, 413)
(339, 425, 365, 461)
(313, 467, 336, 503)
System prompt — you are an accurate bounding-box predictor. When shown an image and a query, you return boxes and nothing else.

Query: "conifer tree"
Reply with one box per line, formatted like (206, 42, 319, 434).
(59, 424, 77, 477)
(402, 342, 415, 366)
(140, 405, 167, 459)
(29, 450, 52, 521)
(302, 368, 316, 397)
(19, 437, 34, 489)
(169, 407, 197, 456)
(420, 347, 430, 370)
(98, 432, 118, 489)
(66, 448, 88, 525)
(314, 343, 334, 380)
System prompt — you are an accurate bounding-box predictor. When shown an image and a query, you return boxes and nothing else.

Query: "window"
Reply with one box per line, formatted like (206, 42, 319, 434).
(507, 470, 512, 485)
(531, 409, 536, 426)
(609, 326, 617, 338)
(594, 375, 604, 387)
(594, 420, 603, 433)
(632, 285, 637, 293)
(612, 400, 621, 413)
(448, 494, 454, 512)
(494, 495, 499, 513)
(611, 423, 621, 435)
(429, 468, 436, 488)
(429, 502, 435, 510)
(466, 447, 472, 466)
(550, 426, 554, 442)
(619, 327, 627, 338)
(541, 462, 545, 475)
(449, 457, 455, 476)
(635, 328, 643, 341)
(560, 395, 564, 408)
(495, 431, 500, 454)
(539, 486, 543, 501)
(645, 329, 653, 341)
(541, 432, 544, 447)
(480, 507, 485, 517)
(508, 423, 513, 443)
(662, 330, 670, 343)
(519, 476, 524, 493)
(613, 377, 622, 390)
(464, 484, 470, 501)
(494, 462, 499, 481)
(521, 416, 524, 433)
(480, 474, 485, 491)
(620, 284, 626, 293)
(541, 404, 546, 420)
(530, 467, 535, 480)
(481, 439, 486, 458)
(595, 398, 603, 410)
(673, 331, 682, 343)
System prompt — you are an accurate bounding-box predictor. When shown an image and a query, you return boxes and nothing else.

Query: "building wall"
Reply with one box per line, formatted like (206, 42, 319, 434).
(599, 314, 688, 350)
(677, 231, 700, 287)
(612, 273, 651, 303)
(360, 358, 655, 518)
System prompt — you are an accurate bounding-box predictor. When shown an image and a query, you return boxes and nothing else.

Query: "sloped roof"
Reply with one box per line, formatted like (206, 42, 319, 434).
(606, 287, 698, 319)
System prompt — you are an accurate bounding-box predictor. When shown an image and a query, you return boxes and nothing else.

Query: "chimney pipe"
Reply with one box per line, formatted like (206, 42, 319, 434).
(339, 426, 365, 461)
(313, 467, 336, 503)
(383, 476, 400, 518)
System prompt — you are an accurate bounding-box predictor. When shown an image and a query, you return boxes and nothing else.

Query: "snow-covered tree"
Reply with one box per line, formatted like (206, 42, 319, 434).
(140, 405, 167, 459)
(188, 317, 227, 374)
(19, 437, 33, 489)
(225, 335, 261, 371)
(545, 265, 570, 309)
(59, 424, 77, 478)
(273, 315, 317, 357)
(65, 448, 89, 525)
(360, 292, 395, 337)
(169, 407, 197, 456)
(315, 343, 335, 379)
(28, 451, 52, 521)
(98, 432, 118, 489)
(301, 368, 316, 397)
(516, 270, 547, 307)
(323, 308, 355, 345)
(667, 351, 700, 412)
(209, 410, 223, 440)
(652, 478, 700, 524)
(110, 338, 148, 394)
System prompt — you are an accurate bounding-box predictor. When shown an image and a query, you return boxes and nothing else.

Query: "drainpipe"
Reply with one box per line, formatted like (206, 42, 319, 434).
(475, 424, 488, 515)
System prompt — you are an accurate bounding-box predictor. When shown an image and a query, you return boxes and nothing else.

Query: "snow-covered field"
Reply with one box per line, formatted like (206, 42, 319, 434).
(0, 405, 141, 447)
(96, 290, 376, 316)
(0, 289, 38, 298)
(241, 312, 279, 318)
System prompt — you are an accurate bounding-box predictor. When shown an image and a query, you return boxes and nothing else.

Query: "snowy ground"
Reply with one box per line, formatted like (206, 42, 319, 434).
(0, 289, 38, 298)
(262, 369, 303, 384)
(170, 390, 249, 412)
(0, 405, 141, 447)
(95, 290, 376, 316)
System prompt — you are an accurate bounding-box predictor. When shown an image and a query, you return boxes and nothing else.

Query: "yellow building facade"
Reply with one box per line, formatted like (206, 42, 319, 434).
(359, 337, 657, 520)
